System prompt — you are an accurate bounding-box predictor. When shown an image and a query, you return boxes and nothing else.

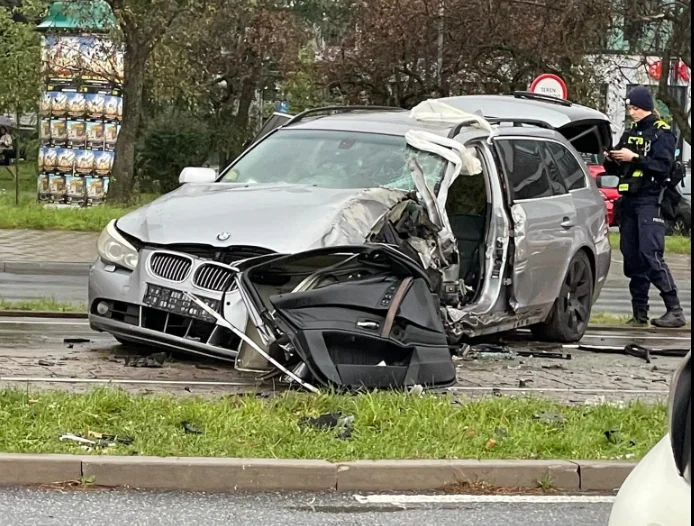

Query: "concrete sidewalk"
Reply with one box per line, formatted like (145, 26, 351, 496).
(0, 229, 98, 265)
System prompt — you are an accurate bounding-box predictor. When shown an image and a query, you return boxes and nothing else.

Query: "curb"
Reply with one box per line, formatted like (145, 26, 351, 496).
(0, 454, 634, 493)
(0, 261, 91, 276)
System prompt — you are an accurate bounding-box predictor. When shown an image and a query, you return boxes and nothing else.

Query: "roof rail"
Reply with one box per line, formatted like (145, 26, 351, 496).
(486, 117, 555, 129)
(513, 91, 573, 107)
(282, 106, 403, 127)
(447, 118, 495, 138)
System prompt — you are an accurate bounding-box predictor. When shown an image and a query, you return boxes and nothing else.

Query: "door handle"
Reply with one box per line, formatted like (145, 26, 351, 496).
(560, 217, 575, 229)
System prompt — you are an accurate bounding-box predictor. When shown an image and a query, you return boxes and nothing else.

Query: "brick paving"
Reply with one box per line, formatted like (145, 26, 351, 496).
(0, 229, 98, 263)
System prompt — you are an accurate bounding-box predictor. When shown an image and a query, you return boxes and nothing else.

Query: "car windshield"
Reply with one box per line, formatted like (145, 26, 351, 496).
(218, 129, 448, 190)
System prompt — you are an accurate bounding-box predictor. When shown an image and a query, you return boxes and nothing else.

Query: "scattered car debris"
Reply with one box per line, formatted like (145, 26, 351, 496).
(462, 344, 572, 361)
(577, 343, 689, 364)
(87, 431, 134, 446)
(37, 359, 57, 367)
(181, 422, 204, 435)
(532, 412, 567, 425)
(299, 412, 355, 439)
(604, 429, 637, 447)
(63, 337, 91, 349)
(59, 432, 133, 450)
(124, 352, 168, 368)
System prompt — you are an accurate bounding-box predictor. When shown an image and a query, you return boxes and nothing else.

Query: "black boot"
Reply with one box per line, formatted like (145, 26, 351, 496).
(626, 307, 649, 328)
(651, 309, 687, 329)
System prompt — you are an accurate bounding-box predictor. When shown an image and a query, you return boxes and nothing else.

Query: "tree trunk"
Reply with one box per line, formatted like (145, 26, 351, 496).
(109, 37, 147, 204)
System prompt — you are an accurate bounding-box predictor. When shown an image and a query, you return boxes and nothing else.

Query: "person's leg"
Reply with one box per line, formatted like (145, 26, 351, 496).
(620, 201, 650, 324)
(637, 201, 686, 328)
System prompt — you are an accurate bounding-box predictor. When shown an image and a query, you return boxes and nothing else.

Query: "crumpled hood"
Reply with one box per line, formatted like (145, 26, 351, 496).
(116, 183, 405, 254)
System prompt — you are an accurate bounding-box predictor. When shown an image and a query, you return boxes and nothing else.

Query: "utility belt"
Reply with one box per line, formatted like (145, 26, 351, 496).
(618, 169, 654, 196)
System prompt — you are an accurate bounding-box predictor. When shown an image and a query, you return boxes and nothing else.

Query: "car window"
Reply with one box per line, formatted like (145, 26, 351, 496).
(495, 139, 554, 201)
(548, 142, 587, 191)
(219, 129, 447, 191)
(540, 143, 568, 195)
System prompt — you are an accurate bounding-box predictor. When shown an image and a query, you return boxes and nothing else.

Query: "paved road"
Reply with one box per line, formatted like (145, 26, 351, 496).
(594, 253, 691, 318)
(0, 272, 87, 305)
(2, 252, 690, 317)
(0, 489, 614, 526)
(0, 316, 686, 402)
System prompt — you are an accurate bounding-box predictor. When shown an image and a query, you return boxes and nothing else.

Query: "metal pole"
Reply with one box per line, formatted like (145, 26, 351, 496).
(437, 1, 445, 93)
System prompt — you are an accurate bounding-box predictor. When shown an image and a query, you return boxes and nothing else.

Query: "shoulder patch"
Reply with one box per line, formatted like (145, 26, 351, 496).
(655, 120, 671, 130)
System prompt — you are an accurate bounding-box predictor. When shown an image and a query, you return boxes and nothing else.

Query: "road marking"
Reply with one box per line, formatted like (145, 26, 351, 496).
(447, 386, 668, 395)
(354, 494, 617, 505)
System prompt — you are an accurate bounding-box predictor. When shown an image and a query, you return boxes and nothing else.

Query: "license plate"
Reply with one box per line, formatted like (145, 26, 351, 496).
(143, 284, 220, 322)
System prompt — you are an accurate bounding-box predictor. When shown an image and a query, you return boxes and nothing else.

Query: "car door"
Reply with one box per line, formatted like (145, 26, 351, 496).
(493, 138, 577, 312)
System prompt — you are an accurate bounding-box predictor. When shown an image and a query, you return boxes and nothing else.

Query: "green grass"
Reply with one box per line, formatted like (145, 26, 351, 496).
(0, 298, 86, 313)
(0, 161, 155, 231)
(0, 389, 667, 461)
(610, 232, 691, 256)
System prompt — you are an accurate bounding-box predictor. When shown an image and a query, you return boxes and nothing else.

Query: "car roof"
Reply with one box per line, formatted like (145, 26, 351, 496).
(439, 94, 610, 129)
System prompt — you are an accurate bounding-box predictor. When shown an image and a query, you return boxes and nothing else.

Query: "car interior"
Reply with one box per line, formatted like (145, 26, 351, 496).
(444, 147, 490, 300)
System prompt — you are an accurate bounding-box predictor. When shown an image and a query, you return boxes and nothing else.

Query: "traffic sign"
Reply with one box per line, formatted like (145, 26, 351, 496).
(529, 74, 568, 100)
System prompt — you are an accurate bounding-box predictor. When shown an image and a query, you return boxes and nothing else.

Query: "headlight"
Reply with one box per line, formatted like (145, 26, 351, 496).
(97, 220, 139, 270)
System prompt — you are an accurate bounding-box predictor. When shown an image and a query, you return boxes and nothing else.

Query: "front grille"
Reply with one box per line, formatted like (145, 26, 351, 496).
(149, 253, 192, 282)
(193, 263, 236, 292)
(145, 244, 273, 265)
(91, 299, 240, 353)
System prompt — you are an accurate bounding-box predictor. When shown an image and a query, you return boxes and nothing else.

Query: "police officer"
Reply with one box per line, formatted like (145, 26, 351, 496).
(604, 85, 686, 328)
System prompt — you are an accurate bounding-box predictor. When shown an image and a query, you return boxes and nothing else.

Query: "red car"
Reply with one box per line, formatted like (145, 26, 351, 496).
(582, 153, 619, 226)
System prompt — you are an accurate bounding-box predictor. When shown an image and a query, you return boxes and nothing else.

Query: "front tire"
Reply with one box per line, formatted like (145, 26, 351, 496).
(531, 251, 594, 343)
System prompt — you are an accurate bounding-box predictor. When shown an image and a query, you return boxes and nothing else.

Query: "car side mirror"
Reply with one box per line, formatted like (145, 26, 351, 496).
(669, 352, 691, 485)
(179, 167, 217, 184)
(597, 174, 620, 189)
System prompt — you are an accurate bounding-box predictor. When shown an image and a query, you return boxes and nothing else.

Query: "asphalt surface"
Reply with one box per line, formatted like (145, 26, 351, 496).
(0, 316, 687, 402)
(593, 253, 691, 318)
(1, 251, 691, 318)
(0, 489, 614, 526)
(0, 272, 87, 305)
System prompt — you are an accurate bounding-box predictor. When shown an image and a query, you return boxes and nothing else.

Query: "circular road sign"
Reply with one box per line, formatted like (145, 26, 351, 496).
(530, 74, 568, 100)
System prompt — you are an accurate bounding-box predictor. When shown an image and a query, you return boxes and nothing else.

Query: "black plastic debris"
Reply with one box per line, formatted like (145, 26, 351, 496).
(182, 422, 204, 435)
(63, 337, 91, 349)
(124, 352, 167, 368)
(579, 344, 689, 363)
(533, 412, 566, 425)
(299, 412, 355, 439)
(37, 359, 57, 367)
(518, 379, 533, 388)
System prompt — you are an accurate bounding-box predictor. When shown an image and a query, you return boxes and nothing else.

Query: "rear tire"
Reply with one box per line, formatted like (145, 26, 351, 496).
(531, 251, 594, 343)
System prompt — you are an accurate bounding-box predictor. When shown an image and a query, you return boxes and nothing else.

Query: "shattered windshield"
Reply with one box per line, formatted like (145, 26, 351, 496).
(219, 129, 447, 190)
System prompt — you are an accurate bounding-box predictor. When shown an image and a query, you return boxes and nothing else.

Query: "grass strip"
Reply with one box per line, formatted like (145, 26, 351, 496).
(0, 389, 666, 461)
(0, 298, 86, 313)
(610, 232, 691, 256)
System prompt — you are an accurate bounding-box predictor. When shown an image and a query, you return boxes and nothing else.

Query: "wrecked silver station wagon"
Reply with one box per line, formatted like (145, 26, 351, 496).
(89, 93, 612, 386)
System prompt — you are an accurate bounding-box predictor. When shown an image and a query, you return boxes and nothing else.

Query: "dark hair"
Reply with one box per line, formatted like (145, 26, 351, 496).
(0, 126, 7, 134)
